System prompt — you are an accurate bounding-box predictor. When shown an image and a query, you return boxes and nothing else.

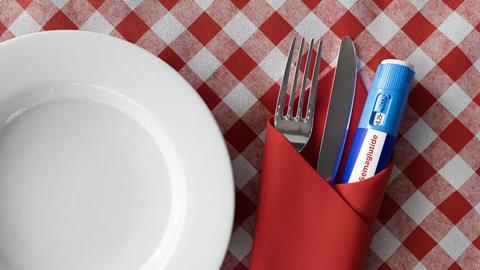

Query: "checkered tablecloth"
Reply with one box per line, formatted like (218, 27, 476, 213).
(0, 0, 478, 269)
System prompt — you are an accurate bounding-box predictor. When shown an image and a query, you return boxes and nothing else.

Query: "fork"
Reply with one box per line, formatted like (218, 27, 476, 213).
(274, 38, 322, 151)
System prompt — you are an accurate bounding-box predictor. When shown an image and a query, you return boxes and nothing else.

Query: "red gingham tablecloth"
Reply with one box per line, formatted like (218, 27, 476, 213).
(0, 0, 478, 269)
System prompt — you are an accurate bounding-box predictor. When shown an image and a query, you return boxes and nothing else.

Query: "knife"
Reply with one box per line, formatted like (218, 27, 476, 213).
(316, 37, 357, 181)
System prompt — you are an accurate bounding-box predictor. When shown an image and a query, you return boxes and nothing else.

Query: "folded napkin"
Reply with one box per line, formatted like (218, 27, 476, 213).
(250, 70, 393, 270)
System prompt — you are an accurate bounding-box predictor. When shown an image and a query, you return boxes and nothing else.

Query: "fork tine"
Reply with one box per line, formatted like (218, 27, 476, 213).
(286, 38, 304, 118)
(275, 37, 296, 119)
(306, 40, 322, 121)
(297, 39, 314, 119)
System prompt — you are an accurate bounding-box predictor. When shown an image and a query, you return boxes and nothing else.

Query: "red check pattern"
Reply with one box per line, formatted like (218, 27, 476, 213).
(0, 1, 478, 269)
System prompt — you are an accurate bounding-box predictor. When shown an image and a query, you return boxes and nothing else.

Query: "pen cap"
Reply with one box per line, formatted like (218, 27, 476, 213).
(358, 59, 415, 137)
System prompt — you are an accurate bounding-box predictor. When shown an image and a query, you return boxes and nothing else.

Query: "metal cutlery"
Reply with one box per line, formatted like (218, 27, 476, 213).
(316, 37, 357, 180)
(274, 38, 322, 152)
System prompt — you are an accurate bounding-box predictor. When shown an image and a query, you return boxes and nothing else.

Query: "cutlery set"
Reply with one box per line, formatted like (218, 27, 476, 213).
(275, 36, 415, 185)
(275, 36, 357, 181)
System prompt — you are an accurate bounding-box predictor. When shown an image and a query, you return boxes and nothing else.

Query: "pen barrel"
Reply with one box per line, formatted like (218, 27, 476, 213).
(341, 60, 415, 184)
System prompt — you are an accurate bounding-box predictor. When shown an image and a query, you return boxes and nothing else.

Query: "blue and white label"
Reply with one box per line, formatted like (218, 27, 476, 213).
(341, 128, 396, 184)
(348, 130, 386, 183)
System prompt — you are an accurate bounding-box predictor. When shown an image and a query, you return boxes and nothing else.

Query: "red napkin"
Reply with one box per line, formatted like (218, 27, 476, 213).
(250, 70, 393, 270)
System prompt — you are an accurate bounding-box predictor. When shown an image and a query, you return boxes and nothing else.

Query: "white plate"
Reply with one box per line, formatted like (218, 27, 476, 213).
(0, 31, 234, 270)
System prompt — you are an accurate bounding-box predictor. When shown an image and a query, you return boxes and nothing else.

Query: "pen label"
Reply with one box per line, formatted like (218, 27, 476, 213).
(348, 129, 386, 183)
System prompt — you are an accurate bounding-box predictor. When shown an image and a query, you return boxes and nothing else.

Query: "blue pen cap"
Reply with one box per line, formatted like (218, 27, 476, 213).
(358, 59, 415, 137)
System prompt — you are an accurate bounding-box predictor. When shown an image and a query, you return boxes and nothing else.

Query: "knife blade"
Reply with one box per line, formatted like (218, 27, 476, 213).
(316, 37, 357, 180)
